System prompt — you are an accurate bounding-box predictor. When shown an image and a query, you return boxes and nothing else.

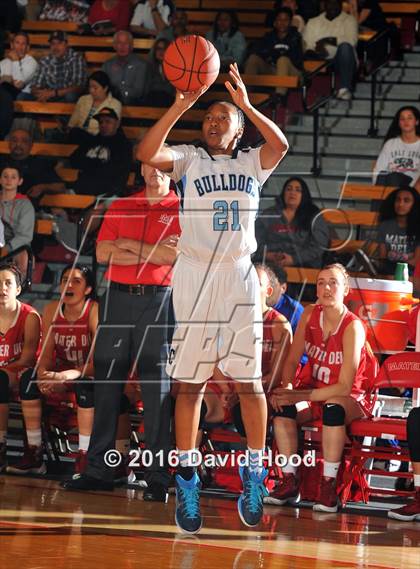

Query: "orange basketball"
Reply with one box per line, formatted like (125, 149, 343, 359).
(163, 35, 220, 92)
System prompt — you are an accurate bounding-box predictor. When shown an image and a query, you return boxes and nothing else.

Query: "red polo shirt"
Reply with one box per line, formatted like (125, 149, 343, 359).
(97, 189, 180, 285)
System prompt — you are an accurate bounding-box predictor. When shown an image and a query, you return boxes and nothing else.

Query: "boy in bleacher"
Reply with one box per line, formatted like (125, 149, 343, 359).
(0, 164, 35, 276)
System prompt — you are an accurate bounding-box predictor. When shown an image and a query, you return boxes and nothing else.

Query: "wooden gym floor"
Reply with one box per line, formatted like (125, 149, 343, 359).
(0, 475, 419, 569)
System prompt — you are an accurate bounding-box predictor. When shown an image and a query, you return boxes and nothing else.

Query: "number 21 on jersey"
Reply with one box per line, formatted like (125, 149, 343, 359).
(213, 200, 240, 231)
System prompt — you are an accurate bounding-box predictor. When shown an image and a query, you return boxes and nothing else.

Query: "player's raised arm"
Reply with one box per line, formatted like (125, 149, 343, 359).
(225, 63, 289, 169)
(137, 88, 207, 172)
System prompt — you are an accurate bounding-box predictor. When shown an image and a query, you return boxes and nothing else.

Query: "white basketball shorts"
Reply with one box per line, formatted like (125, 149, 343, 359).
(167, 255, 263, 384)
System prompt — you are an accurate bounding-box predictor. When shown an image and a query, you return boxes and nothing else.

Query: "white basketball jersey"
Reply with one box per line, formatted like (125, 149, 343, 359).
(169, 145, 275, 264)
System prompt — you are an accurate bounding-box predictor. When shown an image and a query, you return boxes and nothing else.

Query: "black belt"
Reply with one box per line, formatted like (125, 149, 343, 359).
(110, 282, 170, 296)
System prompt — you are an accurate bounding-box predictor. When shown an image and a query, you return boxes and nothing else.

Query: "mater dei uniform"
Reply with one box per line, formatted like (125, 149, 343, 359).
(166, 144, 276, 385)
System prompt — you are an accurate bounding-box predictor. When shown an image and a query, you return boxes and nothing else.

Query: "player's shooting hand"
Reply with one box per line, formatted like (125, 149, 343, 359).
(225, 63, 251, 111)
(174, 86, 208, 112)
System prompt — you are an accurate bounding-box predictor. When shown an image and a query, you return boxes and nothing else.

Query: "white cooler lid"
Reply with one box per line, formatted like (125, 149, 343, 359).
(349, 277, 413, 293)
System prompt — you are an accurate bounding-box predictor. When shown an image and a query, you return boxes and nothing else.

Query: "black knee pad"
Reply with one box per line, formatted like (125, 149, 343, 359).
(198, 401, 208, 430)
(75, 378, 94, 408)
(19, 369, 40, 401)
(407, 407, 420, 462)
(119, 393, 130, 414)
(322, 403, 345, 426)
(0, 369, 9, 404)
(231, 402, 246, 437)
(272, 404, 297, 419)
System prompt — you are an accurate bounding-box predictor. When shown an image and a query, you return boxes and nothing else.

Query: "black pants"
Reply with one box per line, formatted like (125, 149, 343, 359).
(86, 287, 173, 486)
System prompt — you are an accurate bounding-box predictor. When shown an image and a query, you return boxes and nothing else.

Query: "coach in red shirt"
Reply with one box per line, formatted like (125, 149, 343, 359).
(64, 163, 180, 501)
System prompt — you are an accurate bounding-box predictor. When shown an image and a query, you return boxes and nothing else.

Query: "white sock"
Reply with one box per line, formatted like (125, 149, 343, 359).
(27, 429, 42, 448)
(0, 430, 6, 444)
(323, 461, 340, 479)
(178, 448, 201, 468)
(413, 474, 420, 488)
(116, 439, 130, 456)
(282, 461, 297, 475)
(248, 446, 264, 476)
(78, 434, 90, 452)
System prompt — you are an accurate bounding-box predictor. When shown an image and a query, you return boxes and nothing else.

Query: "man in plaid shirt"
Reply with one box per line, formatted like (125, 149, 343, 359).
(30, 31, 87, 102)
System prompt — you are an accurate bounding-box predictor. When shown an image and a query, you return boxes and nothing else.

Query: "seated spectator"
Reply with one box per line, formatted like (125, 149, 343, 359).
(255, 177, 329, 268)
(29, 31, 87, 103)
(39, 0, 90, 23)
(102, 30, 149, 105)
(266, 0, 306, 33)
(414, 260, 420, 299)
(130, 0, 173, 38)
(0, 128, 65, 204)
(375, 186, 420, 276)
(205, 10, 247, 71)
(0, 164, 35, 275)
(0, 32, 38, 99)
(68, 71, 122, 135)
(0, 263, 41, 473)
(245, 8, 303, 96)
(143, 38, 175, 107)
(157, 9, 189, 42)
(303, 0, 358, 100)
(266, 264, 304, 333)
(70, 107, 132, 197)
(86, 0, 132, 35)
(373, 106, 420, 190)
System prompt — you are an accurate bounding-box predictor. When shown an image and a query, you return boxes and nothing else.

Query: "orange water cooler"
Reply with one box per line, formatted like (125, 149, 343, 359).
(346, 278, 415, 353)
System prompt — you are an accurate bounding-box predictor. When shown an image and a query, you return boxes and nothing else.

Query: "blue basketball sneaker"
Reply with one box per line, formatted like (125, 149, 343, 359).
(175, 471, 202, 534)
(238, 466, 268, 527)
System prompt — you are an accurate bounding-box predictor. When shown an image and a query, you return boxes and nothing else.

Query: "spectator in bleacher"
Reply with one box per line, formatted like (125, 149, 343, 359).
(130, 0, 173, 38)
(266, 0, 306, 33)
(266, 264, 304, 334)
(68, 71, 122, 135)
(205, 10, 247, 72)
(0, 32, 38, 100)
(29, 31, 87, 103)
(376, 186, 420, 276)
(414, 260, 420, 299)
(39, 0, 90, 23)
(157, 9, 189, 42)
(0, 164, 35, 275)
(303, 0, 358, 100)
(143, 39, 174, 107)
(244, 7, 303, 97)
(102, 30, 149, 105)
(373, 106, 420, 190)
(70, 107, 132, 197)
(2, 128, 65, 202)
(0, 262, 40, 473)
(255, 177, 329, 268)
(87, 0, 132, 35)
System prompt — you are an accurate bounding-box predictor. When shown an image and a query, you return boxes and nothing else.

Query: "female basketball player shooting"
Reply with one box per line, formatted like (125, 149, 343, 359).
(138, 63, 288, 533)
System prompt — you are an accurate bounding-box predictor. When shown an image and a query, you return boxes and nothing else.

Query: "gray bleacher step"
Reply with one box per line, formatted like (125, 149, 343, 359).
(288, 133, 382, 156)
(319, 99, 416, 118)
(354, 83, 420, 99)
(287, 115, 391, 135)
(275, 153, 375, 177)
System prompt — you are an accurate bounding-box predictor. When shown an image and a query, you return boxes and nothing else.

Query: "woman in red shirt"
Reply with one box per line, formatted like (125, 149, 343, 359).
(269, 263, 376, 513)
(88, 0, 132, 35)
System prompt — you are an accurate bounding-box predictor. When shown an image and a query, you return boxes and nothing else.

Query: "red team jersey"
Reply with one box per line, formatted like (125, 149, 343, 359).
(0, 302, 40, 369)
(303, 304, 372, 414)
(52, 300, 93, 371)
(262, 307, 281, 377)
